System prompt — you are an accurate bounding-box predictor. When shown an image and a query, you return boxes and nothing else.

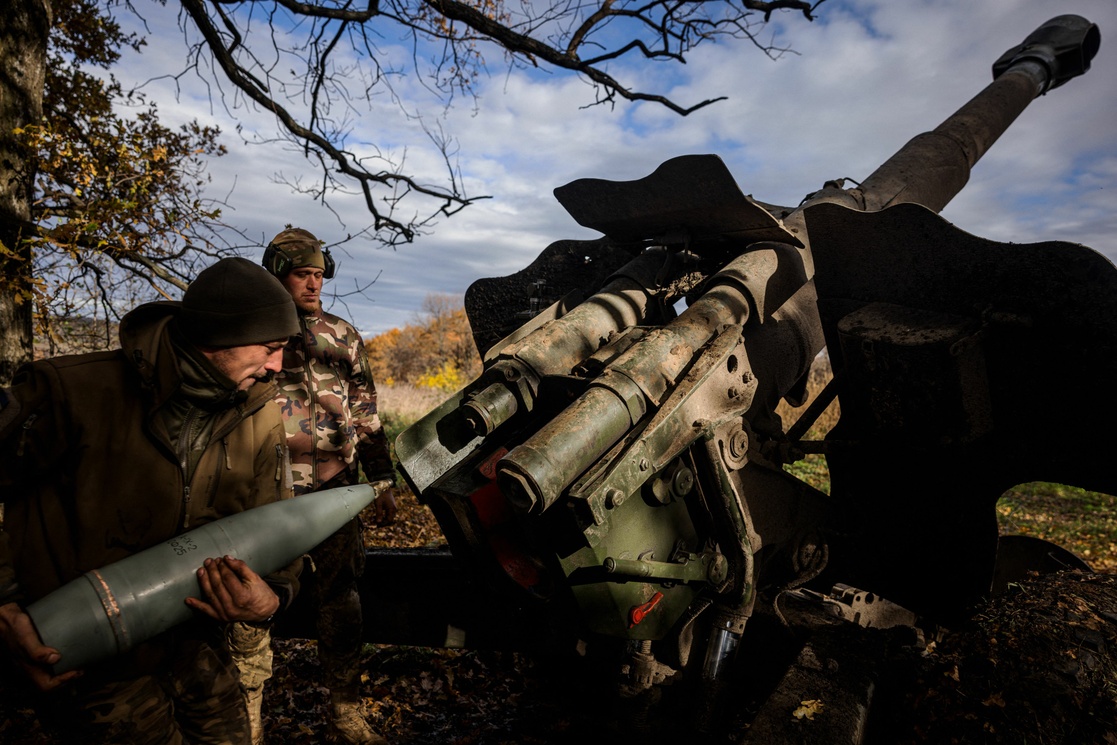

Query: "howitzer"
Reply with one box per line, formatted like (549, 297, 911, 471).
(373, 14, 1111, 742)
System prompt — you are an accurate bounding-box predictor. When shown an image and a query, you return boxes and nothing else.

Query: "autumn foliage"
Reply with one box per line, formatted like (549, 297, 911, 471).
(365, 294, 481, 394)
(15, 0, 228, 359)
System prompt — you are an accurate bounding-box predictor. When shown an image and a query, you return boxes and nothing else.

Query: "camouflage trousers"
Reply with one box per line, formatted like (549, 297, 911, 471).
(230, 516, 365, 696)
(227, 621, 273, 744)
(305, 516, 367, 691)
(44, 629, 250, 744)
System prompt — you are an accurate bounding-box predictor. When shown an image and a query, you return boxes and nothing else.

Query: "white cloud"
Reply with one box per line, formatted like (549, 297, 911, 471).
(112, 0, 1117, 337)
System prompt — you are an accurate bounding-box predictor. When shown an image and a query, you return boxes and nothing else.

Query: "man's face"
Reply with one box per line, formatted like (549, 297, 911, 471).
(204, 341, 287, 390)
(281, 267, 324, 313)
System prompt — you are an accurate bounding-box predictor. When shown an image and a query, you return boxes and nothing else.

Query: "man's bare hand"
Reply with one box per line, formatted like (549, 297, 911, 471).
(370, 486, 398, 526)
(0, 602, 82, 691)
(185, 556, 279, 623)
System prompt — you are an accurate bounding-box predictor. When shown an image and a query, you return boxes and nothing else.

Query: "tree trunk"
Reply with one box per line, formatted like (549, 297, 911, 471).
(0, 0, 49, 385)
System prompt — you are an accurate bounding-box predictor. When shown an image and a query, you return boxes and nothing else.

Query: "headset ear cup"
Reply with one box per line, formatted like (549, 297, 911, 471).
(262, 244, 292, 276)
(264, 242, 329, 277)
(262, 245, 276, 274)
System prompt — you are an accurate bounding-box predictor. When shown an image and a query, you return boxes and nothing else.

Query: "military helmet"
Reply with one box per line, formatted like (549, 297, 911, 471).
(261, 227, 336, 279)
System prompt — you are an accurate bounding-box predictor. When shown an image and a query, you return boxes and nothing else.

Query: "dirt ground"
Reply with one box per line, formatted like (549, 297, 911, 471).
(251, 568, 1117, 745)
(2, 575, 1114, 744)
(1, 491, 1114, 743)
(873, 571, 1117, 745)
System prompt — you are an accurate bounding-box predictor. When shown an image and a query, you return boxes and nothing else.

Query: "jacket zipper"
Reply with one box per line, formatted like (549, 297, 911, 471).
(178, 407, 202, 530)
(16, 414, 37, 457)
(175, 385, 274, 527)
(204, 437, 229, 510)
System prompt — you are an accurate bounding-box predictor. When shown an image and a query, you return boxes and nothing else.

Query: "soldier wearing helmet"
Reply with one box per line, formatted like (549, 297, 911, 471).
(250, 227, 397, 745)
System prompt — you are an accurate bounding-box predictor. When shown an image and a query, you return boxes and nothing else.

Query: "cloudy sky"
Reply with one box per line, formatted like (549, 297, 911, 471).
(117, 0, 1116, 338)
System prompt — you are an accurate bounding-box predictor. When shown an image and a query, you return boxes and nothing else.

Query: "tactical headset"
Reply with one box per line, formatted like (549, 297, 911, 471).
(261, 242, 336, 279)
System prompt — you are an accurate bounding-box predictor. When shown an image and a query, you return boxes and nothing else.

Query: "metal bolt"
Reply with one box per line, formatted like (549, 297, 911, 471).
(672, 466, 695, 497)
(604, 488, 626, 509)
(728, 430, 749, 460)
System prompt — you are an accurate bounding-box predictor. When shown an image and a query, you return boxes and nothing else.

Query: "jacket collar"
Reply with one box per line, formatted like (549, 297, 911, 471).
(119, 301, 278, 414)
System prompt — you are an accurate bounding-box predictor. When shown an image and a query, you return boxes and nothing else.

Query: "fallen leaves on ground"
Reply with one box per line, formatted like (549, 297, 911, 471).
(871, 571, 1117, 744)
(792, 699, 825, 720)
(262, 640, 616, 745)
(2, 485, 1115, 743)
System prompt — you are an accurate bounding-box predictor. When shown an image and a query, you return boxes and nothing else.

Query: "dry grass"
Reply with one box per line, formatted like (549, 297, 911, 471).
(378, 383, 447, 428)
(776, 353, 843, 440)
(778, 353, 840, 494)
(997, 483, 1117, 572)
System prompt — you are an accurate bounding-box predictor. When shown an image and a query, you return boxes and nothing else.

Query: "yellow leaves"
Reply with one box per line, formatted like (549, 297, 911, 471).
(0, 239, 25, 263)
(416, 361, 468, 393)
(366, 300, 481, 389)
(26, 86, 223, 267)
(792, 699, 824, 720)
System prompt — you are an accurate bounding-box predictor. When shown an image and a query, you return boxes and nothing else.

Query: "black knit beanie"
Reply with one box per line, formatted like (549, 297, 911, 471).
(179, 257, 300, 347)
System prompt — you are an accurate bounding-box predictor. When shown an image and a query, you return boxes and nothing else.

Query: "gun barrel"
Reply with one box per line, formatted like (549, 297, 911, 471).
(461, 249, 668, 436)
(497, 249, 784, 514)
(26, 483, 385, 673)
(825, 15, 1099, 215)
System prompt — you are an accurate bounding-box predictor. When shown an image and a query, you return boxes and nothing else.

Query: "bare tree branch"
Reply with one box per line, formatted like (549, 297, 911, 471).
(181, 0, 485, 246)
(167, 0, 824, 246)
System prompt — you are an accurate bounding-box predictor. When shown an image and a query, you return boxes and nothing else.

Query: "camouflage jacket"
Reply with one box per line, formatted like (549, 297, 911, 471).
(275, 309, 394, 495)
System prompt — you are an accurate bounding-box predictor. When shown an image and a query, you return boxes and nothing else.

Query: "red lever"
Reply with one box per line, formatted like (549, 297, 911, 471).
(629, 592, 664, 628)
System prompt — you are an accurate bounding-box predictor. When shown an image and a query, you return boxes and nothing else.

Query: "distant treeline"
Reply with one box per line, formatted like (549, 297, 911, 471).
(365, 294, 482, 393)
